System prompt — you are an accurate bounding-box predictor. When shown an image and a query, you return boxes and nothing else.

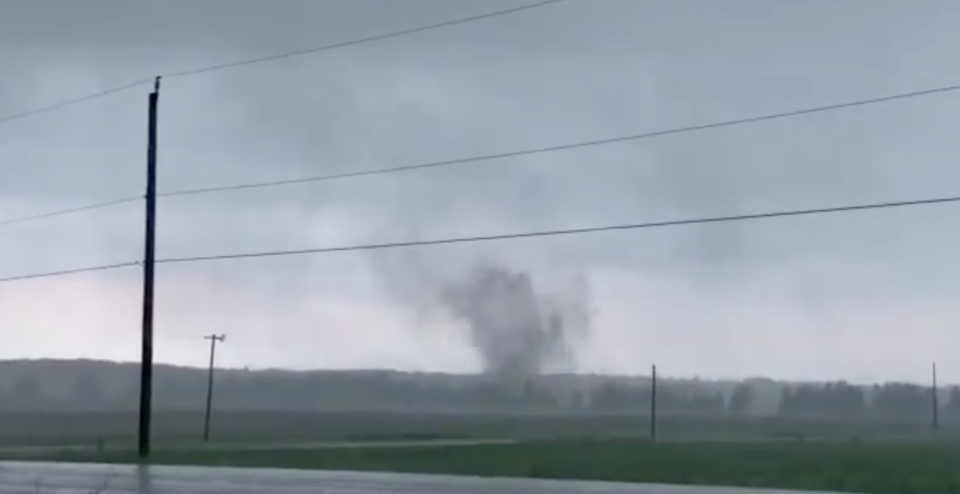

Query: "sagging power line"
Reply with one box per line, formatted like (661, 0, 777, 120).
(0, 0, 569, 230)
(0, 0, 566, 128)
(5, 192, 960, 285)
(9, 75, 960, 229)
(162, 0, 567, 80)
(0, 80, 153, 127)
(0, 196, 141, 227)
(153, 194, 960, 264)
(160, 81, 960, 198)
(0, 261, 139, 284)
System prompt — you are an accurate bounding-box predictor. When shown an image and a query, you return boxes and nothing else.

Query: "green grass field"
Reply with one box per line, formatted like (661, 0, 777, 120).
(8, 439, 960, 494)
(3, 408, 958, 493)
(0, 408, 950, 447)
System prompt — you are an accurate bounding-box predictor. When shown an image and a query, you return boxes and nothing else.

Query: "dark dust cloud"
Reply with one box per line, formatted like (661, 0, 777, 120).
(372, 250, 593, 379)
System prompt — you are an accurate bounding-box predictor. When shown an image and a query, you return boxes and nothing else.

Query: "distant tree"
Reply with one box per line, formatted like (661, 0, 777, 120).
(590, 380, 655, 412)
(779, 384, 822, 416)
(569, 389, 591, 410)
(74, 372, 105, 408)
(11, 375, 43, 409)
(521, 380, 557, 407)
(777, 387, 794, 415)
(946, 387, 960, 419)
(871, 382, 927, 418)
(688, 390, 726, 414)
(778, 382, 866, 417)
(592, 381, 631, 410)
(821, 381, 867, 416)
(656, 385, 685, 414)
(727, 382, 754, 415)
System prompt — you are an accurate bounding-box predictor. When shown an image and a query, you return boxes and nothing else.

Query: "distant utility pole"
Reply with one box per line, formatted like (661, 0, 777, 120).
(138, 76, 161, 460)
(650, 364, 658, 442)
(203, 334, 226, 442)
(932, 362, 939, 433)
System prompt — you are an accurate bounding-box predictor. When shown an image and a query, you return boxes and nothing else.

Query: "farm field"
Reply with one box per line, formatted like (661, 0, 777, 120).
(0, 408, 953, 448)
(8, 439, 960, 494)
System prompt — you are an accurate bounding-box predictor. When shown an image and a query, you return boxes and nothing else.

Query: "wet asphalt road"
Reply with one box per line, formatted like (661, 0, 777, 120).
(0, 461, 843, 494)
(0, 439, 521, 456)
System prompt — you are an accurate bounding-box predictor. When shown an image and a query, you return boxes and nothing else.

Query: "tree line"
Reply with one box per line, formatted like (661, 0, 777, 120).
(0, 360, 953, 420)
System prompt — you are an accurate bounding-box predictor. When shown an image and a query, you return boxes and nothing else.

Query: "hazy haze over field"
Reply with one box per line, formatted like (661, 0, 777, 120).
(3, 0, 960, 383)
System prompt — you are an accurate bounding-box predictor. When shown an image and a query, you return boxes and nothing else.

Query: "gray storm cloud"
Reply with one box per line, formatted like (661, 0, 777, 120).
(8, 0, 960, 380)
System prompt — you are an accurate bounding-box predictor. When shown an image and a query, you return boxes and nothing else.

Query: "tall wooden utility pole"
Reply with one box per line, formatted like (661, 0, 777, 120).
(203, 334, 226, 442)
(932, 362, 940, 433)
(138, 76, 161, 460)
(650, 364, 658, 442)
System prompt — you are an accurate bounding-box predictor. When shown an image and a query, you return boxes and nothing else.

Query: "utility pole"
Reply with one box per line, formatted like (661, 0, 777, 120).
(203, 334, 226, 443)
(932, 362, 939, 433)
(649, 364, 658, 442)
(138, 76, 161, 460)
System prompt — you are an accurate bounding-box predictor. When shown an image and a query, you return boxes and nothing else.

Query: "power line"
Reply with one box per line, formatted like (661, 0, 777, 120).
(0, 79, 152, 127)
(0, 261, 139, 284)
(16, 67, 957, 222)
(4, 192, 957, 284)
(11, 76, 959, 222)
(0, 1, 565, 226)
(156, 194, 960, 265)
(163, 0, 567, 79)
(0, 1, 565, 128)
(160, 82, 960, 198)
(0, 196, 141, 227)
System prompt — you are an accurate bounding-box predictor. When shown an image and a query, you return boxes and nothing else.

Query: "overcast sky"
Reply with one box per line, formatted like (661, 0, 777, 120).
(3, 0, 960, 383)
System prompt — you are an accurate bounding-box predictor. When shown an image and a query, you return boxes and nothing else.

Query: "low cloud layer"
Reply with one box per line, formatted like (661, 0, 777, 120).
(3, 0, 960, 383)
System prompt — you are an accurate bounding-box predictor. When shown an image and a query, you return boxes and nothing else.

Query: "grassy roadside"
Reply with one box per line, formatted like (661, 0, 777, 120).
(6, 439, 960, 493)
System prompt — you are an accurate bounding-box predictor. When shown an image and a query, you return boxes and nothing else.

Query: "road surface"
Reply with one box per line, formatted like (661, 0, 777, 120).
(0, 461, 847, 494)
(0, 438, 520, 457)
